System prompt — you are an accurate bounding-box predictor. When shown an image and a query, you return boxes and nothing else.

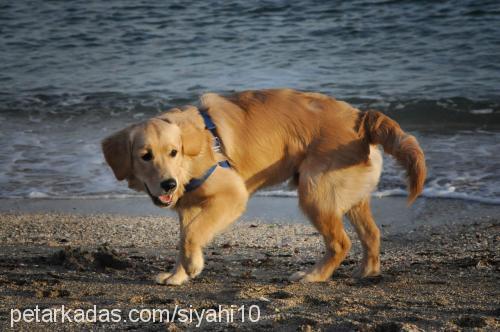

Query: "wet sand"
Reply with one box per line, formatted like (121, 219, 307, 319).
(0, 197, 499, 331)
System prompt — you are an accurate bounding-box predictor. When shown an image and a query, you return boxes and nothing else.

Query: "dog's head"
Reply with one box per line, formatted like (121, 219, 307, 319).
(101, 110, 207, 208)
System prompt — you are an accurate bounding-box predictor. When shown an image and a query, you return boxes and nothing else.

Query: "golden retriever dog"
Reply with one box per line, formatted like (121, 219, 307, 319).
(102, 89, 426, 285)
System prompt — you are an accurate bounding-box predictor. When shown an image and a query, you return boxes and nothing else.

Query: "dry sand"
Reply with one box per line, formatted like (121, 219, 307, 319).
(0, 197, 498, 331)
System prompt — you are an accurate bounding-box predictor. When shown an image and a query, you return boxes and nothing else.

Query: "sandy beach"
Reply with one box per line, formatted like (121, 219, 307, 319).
(0, 196, 498, 331)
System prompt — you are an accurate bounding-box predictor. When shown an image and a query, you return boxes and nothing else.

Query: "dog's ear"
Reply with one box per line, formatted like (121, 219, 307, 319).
(101, 127, 134, 181)
(180, 121, 205, 157)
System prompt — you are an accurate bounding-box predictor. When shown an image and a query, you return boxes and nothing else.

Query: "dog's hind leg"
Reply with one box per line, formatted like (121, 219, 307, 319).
(290, 211, 351, 282)
(346, 198, 381, 278)
(290, 172, 352, 282)
(290, 147, 382, 282)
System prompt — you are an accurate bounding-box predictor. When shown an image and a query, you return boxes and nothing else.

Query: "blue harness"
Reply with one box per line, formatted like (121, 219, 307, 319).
(184, 109, 231, 193)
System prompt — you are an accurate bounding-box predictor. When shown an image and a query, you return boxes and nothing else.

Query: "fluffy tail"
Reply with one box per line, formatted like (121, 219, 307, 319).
(358, 110, 426, 204)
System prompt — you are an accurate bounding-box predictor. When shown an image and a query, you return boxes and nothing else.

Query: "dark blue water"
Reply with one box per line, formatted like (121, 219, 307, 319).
(1, 0, 499, 203)
(2, 0, 500, 99)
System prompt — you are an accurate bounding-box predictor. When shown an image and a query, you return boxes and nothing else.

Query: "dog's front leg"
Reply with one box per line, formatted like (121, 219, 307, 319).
(156, 171, 248, 285)
(181, 186, 248, 278)
(155, 258, 189, 285)
(155, 208, 198, 286)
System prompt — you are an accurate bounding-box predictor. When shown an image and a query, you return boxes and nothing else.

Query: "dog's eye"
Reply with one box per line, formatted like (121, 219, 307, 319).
(141, 151, 153, 161)
(170, 149, 178, 157)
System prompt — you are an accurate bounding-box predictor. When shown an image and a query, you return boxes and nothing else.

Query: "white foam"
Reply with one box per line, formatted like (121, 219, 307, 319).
(373, 188, 407, 197)
(256, 190, 298, 198)
(27, 191, 50, 198)
(28, 115, 42, 123)
(256, 188, 500, 205)
(419, 188, 500, 205)
(470, 108, 493, 114)
(49, 193, 145, 200)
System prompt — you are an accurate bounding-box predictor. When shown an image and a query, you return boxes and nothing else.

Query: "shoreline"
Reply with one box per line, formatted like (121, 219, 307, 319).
(1, 196, 499, 234)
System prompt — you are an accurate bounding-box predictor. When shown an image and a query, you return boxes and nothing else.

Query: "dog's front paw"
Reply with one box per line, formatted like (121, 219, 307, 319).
(155, 272, 172, 284)
(155, 272, 189, 286)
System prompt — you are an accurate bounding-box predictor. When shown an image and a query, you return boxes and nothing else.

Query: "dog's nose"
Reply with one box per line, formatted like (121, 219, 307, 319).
(160, 178, 177, 192)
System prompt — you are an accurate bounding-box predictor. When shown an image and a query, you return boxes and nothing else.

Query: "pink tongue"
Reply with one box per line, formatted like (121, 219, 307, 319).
(158, 195, 172, 204)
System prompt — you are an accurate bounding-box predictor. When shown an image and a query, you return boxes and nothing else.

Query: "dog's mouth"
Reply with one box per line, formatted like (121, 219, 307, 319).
(144, 183, 174, 207)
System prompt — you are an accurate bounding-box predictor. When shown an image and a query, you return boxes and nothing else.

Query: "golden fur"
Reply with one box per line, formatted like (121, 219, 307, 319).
(102, 89, 426, 285)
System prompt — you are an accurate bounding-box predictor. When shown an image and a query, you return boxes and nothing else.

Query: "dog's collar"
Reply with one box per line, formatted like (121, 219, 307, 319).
(184, 108, 231, 193)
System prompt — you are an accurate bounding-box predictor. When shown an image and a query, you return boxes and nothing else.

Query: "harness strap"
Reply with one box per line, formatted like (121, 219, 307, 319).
(199, 110, 223, 152)
(184, 109, 231, 193)
(184, 161, 230, 192)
